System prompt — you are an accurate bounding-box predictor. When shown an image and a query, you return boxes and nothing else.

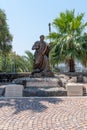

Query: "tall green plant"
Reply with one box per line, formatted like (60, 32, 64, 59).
(0, 9, 13, 72)
(23, 50, 34, 72)
(47, 9, 87, 72)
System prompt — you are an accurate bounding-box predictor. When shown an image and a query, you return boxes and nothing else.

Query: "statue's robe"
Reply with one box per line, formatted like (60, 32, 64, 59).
(32, 41, 50, 72)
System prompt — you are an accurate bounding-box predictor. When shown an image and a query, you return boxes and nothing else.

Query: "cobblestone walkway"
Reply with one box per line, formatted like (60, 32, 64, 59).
(0, 97, 87, 130)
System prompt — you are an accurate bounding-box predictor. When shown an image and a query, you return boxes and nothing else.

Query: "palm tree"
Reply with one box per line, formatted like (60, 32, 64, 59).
(7, 51, 34, 73)
(77, 33, 87, 68)
(23, 50, 34, 72)
(47, 9, 87, 72)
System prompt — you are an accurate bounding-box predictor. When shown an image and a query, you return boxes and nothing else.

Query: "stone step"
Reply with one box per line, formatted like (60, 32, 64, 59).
(23, 87, 67, 97)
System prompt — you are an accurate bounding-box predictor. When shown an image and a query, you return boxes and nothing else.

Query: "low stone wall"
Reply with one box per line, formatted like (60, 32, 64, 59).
(0, 72, 31, 82)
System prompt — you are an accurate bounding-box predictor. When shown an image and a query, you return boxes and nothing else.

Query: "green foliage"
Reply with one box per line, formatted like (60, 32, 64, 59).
(23, 50, 34, 72)
(47, 9, 87, 71)
(77, 33, 87, 67)
(0, 9, 13, 48)
(9, 51, 34, 73)
(0, 50, 34, 73)
(0, 9, 13, 72)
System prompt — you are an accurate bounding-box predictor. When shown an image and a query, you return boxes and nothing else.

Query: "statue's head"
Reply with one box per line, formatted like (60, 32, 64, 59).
(40, 35, 44, 41)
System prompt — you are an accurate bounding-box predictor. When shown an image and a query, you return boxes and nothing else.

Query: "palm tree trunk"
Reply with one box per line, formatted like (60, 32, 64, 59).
(68, 57, 75, 72)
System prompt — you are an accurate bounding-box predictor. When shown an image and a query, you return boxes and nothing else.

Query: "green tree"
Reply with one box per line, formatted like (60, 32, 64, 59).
(0, 9, 13, 72)
(9, 52, 27, 73)
(8, 51, 34, 73)
(48, 9, 87, 72)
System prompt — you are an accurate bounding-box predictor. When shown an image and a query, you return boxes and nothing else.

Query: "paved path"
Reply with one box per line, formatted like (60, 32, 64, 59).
(0, 97, 87, 130)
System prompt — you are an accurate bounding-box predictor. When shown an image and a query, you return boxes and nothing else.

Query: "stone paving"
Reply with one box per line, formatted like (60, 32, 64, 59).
(0, 97, 87, 130)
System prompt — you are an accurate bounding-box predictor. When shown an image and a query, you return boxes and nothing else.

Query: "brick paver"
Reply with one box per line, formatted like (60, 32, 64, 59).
(0, 97, 87, 130)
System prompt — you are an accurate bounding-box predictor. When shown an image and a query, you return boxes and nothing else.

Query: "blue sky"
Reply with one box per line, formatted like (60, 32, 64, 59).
(0, 0, 87, 56)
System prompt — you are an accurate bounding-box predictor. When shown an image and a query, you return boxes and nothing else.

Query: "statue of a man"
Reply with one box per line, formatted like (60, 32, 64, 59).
(32, 35, 53, 77)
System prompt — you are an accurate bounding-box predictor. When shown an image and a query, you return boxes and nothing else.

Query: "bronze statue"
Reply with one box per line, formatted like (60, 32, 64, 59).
(31, 35, 54, 77)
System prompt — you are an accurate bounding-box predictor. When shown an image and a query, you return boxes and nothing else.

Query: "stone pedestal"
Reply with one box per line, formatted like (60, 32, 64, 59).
(66, 83, 84, 96)
(26, 78, 58, 87)
(5, 84, 23, 97)
(24, 78, 67, 97)
(13, 77, 67, 97)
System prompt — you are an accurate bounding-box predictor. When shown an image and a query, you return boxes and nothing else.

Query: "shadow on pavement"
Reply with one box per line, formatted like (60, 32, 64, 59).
(0, 97, 63, 114)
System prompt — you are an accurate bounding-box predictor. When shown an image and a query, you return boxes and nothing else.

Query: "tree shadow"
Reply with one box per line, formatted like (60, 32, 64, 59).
(0, 97, 63, 114)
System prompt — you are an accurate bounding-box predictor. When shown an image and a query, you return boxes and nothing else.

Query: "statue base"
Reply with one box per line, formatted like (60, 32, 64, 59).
(23, 77, 67, 96)
(26, 77, 58, 87)
(31, 70, 54, 78)
(13, 77, 67, 97)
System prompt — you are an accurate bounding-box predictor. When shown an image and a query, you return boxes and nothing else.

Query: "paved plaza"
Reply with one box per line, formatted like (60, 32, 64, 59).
(0, 97, 87, 130)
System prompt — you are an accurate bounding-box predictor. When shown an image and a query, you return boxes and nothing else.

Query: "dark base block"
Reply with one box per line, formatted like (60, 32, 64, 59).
(23, 87, 67, 97)
(31, 70, 54, 78)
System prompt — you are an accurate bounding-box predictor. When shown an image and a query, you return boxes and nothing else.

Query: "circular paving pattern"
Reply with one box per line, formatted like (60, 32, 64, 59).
(0, 97, 87, 130)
